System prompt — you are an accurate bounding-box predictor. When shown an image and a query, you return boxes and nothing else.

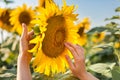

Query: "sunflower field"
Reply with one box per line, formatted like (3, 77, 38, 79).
(0, 0, 120, 80)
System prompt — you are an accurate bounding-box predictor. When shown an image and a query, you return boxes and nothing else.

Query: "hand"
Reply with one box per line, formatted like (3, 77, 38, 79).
(19, 23, 34, 64)
(64, 42, 86, 79)
(65, 42, 99, 80)
(17, 23, 33, 80)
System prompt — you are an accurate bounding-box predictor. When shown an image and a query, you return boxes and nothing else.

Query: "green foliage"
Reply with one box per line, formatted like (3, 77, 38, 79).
(85, 5, 120, 80)
(87, 27, 107, 34)
(0, 67, 16, 80)
(33, 24, 41, 36)
(105, 15, 120, 20)
(89, 63, 115, 78)
(0, 0, 14, 4)
(32, 71, 79, 80)
(115, 7, 120, 12)
(88, 46, 115, 64)
(111, 66, 120, 80)
(0, 33, 18, 80)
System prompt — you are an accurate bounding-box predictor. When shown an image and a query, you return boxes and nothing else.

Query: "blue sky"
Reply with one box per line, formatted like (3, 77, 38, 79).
(0, 0, 120, 28)
(0, 0, 120, 43)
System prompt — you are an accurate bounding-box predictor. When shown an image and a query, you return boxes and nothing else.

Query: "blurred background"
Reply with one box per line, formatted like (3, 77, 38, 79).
(0, 0, 120, 80)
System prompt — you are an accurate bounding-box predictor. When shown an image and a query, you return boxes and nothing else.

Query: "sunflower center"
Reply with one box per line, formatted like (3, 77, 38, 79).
(19, 11, 31, 25)
(42, 16, 66, 58)
(78, 27, 85, 36)
(54, 28, 65, 46)
(96, 33, 101, 38)
(0, 10, 11, 25)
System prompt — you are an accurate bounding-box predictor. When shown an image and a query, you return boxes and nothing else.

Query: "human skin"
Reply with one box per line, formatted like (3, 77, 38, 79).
(17, 23, 99, 80)
(64, 42, 99, 80)
(17, 23, 33, 80)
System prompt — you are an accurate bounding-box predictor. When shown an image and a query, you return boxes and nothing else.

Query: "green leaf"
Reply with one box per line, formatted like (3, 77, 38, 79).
(115, 29, 120, 35)
(56, 71, 79, 80)
(105, 15, 120, 20)
(115, 7, 120, 12)
(111, 66, 120, 80)
(0, 73, 16, 78)
(105, 22, 118, 28)
(33, 25, 40, 36)
(3, 0, 14, 4)
(1, 34, 19, 52)
(93, 43, 113, 49)
(87, 27, 107, 34)
(2, 68, 17, 74)
(89, 63, 115, 78)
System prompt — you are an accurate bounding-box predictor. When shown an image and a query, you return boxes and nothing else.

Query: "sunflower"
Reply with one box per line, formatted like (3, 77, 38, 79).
(10, 4, 35, 35)
(92, 32, 105, 43)
(0, 8, 12, 32)
(77, 18, 90, 46)
(114, 42, 120, 48)
(38, 0, 45, 7)
(30, 0, 81, 76)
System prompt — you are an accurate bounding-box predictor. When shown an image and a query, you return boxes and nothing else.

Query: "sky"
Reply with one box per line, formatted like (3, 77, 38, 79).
(0, 0, 120, 42)
(0, 0, 120, 27)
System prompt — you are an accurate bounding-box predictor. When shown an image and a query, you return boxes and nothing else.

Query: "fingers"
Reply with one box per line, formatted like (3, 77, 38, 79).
(75, 44, 84, 57)
(65, 42, 86, 79)
(28, 30, 34, 41)
(28, 30, 34, 36)
(28, 44, 35, 50)
(21, 23, 28, 39)
(64, 42, 85, 64)
(65, 55, 75, 70)
(76, 44, 84, 54)
(21, 23, 34, 41)
(64, 42, 78, 58)
(65, 42, 84, 57)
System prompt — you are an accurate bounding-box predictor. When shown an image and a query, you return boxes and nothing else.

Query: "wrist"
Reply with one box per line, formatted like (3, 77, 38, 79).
(78, 72, 99, 80)
(77, 71, 88, 80)
(18, 53, 31, 65)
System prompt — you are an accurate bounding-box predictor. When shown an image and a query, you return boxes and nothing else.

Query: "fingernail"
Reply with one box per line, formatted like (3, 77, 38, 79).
(65, 42, 70, 44)
(22, 23, 24, 26)
(76, 44, 79, 46)
(64, 42, 69, 46)
(22, 23, 26, 27)
(64, 42, 67, 45)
